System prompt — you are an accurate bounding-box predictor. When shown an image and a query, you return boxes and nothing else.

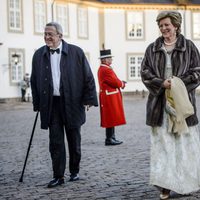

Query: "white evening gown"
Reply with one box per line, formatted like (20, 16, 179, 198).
(150, 48, 200, 194)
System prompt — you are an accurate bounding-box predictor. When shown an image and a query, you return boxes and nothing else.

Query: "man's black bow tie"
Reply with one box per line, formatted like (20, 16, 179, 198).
(50, 48, 60, 54)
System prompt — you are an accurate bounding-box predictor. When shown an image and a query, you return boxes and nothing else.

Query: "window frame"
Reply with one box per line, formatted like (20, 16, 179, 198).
(33, 0, 47, 34)
(77, 6, 89, 39)
(191, 11, 200, 40)
(55, 3, 69, 37)
(126, 11, 144, 40)
(127, 53, 143, 81)
(9, 48, 25, 86)
(7, 0, 23, 33)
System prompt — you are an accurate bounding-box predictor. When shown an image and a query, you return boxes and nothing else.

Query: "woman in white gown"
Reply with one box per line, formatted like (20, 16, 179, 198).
(141, 11, 200, 199)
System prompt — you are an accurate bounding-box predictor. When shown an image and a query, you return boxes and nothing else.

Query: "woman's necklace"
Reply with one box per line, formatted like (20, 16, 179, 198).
(164, 38, 177, 46)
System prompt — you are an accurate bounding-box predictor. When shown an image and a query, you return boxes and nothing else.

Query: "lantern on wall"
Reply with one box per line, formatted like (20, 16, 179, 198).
(12, 53, 20, 65)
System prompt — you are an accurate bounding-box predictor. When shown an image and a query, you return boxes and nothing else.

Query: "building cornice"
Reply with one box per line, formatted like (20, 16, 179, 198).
(57, 0, 200, 10)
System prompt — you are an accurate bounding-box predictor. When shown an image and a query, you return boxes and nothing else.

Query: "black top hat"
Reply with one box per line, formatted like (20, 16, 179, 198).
(99, 49, 113, 59)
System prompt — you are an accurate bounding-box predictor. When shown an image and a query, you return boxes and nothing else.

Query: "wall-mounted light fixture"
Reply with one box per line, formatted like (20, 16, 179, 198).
(12, 53, 20, 65)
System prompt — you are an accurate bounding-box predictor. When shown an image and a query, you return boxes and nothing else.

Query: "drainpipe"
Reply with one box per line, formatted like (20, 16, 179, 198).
(51, 0, 55, 21)
(177, 1, 187, 36)
(182, 4, 187, 37)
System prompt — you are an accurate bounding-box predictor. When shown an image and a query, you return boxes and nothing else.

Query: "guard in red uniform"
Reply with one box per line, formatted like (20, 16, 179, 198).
(98, 49, 126, 145)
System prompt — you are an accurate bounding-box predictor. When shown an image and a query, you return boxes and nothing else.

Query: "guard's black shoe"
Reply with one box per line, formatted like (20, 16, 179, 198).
(47, 178, 64, 188)
(105, 138, 123, 146)
(113, 138, 123, 144)
(69, 174, 79, 182)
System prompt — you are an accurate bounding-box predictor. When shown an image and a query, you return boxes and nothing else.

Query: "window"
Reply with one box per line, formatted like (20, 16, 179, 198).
(34, 0, 46, 34)
(126, 11, 144, 40)
(9, 49, 24, 85)
(56, 4, 69, 37)
(8, 0, 23, 32)
(127, 54, 143, 80)
(77, 6, 88, 39)
(192, 12, 200, 39)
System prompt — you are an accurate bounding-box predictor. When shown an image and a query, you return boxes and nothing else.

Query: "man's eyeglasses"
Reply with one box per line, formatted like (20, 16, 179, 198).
(44, 32, 59, 37)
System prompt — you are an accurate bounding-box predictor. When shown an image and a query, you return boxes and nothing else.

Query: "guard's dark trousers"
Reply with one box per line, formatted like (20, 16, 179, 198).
(49, 96, 81, 179)
(106, 127, 115, 139)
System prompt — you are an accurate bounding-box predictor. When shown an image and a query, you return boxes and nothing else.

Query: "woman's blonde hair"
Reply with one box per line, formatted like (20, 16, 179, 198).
(156, 11, 182, 35)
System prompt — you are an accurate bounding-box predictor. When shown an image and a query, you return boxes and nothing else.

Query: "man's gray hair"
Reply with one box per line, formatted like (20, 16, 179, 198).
(45, 22, 63, 35)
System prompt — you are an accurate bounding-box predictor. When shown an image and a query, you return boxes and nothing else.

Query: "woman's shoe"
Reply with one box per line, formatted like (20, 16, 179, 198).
(160, 188, 170, 199)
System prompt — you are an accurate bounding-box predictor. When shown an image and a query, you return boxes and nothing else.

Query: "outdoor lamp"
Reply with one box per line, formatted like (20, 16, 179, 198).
(12, 53, 20, 65)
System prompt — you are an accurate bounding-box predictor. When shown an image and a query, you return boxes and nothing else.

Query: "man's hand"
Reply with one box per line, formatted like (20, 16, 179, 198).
(33, 106, 39, 112)
(122, 81, 127, 89)
(85, 105, 92, 111)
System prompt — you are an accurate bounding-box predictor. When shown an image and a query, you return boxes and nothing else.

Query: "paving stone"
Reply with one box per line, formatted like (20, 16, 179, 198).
(0, 95, 200, 199)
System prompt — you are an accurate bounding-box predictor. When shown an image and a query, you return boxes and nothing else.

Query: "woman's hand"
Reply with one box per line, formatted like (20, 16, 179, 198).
(163, 79, 171, 89)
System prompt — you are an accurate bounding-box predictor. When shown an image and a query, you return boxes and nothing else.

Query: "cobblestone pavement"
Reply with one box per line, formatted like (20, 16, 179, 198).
(1, 95, 200, 200)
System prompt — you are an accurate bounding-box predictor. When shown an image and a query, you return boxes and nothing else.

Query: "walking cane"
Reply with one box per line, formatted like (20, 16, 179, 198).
(19, 111, 39, 182)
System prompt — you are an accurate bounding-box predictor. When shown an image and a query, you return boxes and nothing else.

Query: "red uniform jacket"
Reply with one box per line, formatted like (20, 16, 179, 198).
(98, 64, 126, 128)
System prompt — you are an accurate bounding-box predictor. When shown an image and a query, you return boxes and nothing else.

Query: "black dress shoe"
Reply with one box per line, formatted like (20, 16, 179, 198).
(69, 174, 79, 181)
(105, 138, 123, 146)
(47, 178, 64, 188)
(113, 138, 123, 144)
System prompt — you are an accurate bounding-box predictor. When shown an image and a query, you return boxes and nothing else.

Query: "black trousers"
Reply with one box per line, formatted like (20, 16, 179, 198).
(106, 127, 115, 139)
(21, 89, 26, 101)
(49, 96, 81, 178)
